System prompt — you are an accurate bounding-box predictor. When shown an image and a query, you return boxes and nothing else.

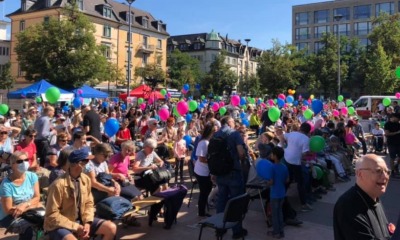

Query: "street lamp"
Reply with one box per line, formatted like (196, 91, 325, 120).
(334, 14, 343, 97)
(126, 0, 135, 98)
(244, 39, 251, 95)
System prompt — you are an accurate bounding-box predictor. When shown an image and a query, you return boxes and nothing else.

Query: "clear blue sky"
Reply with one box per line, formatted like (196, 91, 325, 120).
(1, 0, 329, 49)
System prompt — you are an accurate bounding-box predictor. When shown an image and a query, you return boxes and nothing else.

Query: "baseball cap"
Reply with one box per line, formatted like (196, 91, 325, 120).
(147, 118, 159, 126)
(176, 116, 185, 123)
(68, 148, 93, 164)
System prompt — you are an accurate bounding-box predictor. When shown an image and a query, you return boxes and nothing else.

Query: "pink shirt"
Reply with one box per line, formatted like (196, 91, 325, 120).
(109, 152, 130, 177)
(174, 139, 187, 159)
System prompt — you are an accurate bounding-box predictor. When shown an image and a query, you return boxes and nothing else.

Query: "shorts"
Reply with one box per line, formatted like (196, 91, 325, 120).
(388, 145, 400, 160)
(47, 217, 105, 240)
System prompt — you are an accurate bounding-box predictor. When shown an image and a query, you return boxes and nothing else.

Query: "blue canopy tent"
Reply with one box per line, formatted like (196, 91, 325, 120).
(7, 79, 73, 101)
(72, 85, 108, 98)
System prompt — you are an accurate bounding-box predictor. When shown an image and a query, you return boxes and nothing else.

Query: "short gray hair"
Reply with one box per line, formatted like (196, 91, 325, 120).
(143, 138, 157, 149)
(121, 140, 135, 151)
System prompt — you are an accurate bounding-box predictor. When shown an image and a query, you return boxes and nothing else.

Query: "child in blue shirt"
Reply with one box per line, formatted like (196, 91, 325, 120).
(267, 146, 289, 239)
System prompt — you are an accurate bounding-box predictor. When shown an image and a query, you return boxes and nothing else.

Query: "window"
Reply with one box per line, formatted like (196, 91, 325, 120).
(333, 7, 350, 21)
(21, 0, 26, 12)
(295, 12, 309, 25)
(295, 27, 310, 40)
(354, 98, 368, 108)
(142, 18, 148, 28)
(359, 38, 370, 47)
(2, 47, 5, 55)
(102, 43, 111, 59)
(125, 68, 129, 80)
(296, 42, 309, 52)
(103, 25, 111, 38)
(376, 2, 394, 16)
(142, 53, 148, 66)
(19, 20, 25, 31)
(314, 25, 330, 38)
(157, 39, 162, 49)
(44, 16, 49, 24)
(125, 48, 131, 62)
(77, 0, 83, 11)
(158, 23, 162, 32)
(126, 32, 132, 42)
(232, 59, 237, 65)
(103, 7, 112, 18)
(45, 0, 51, 7)
(179, 44, 188, 51)
(314, 42, 325, 52)
(354, 22, 372, 35)
(142, 35, 148, 48)
(212, 54, 217, 61)
(354, 5, 371, 20)
(157, 54, 162, 65)
(334, 23, 350, 36)
(314, 10, 329, 24)
(193, 42, 202, 50)
(18, 64, 23, 77)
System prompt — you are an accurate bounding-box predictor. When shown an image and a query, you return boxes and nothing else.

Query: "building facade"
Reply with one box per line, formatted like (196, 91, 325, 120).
(0, 20, 10, 72)
(292, 0, 399, 53)
(7, 0, 169, 90)
(167, 30, 262, 89)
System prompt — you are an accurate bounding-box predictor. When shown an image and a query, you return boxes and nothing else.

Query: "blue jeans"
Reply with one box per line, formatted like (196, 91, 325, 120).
(271, 198, 284, 235)
(0, 215, 33, 240)
(216, 170, 245, 234)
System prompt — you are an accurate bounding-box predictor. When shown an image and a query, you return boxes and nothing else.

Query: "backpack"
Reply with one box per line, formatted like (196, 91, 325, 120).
(207, 131, 234, 176)
(96, 196, 133, 220)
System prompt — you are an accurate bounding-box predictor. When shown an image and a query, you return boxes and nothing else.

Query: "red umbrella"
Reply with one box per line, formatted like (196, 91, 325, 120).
(119, 84, 165, 101)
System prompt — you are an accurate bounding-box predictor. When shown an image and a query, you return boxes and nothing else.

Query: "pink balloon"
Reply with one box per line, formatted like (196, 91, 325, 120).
(148, 97, 154, 105)
(158, 108, 170, 121)
(231, 95, 240, 106)
(77, 89, 83, 95)
(284, 103, 288, 108)
(212, 103, 219, 112)
(333, 109, 339, 117)
(307, 121, 315, 133)
(396, 92, 400, 99)
(345, 133, 356, 145)
(278, 94, 286, 100)
(167, 93, 171, 97)
(181, 89, 188, 94)
(323, 104, 329, 110)
(177, 101, 189, 115)
(268, 99, 274, 106)
(140, 103, 146, 110)
(301, 106, 307, 111)
(261, 103, 267, 109)
(341, 107, 348, 116)
(219, 102, 225, 107)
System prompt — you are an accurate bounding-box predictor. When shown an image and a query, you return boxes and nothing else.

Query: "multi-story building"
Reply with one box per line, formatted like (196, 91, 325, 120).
(0, 20, 11, 72)
(167, 30, 262, 89)
(292, 0, 398, 53)
(7, 0, 169, 90)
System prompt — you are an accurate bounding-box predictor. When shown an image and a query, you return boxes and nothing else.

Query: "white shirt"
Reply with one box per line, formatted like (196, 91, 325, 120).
(371, 128, 385, 136)
(284, 132, 310, 165)
(194, 139, 210, 176)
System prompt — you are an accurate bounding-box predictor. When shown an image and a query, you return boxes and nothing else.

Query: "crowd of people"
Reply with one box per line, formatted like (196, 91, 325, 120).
(0, 95, 398, 239)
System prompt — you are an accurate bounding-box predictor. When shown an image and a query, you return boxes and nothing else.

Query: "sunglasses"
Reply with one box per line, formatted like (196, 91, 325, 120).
(79, 159, 90, 165)
(0, 131, 8, 135)
(15, 158, 29, 164)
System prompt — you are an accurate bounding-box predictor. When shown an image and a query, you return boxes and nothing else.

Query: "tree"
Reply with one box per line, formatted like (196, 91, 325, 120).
(167, 49, 202, 89)
(202, 51, 237, 95)
(257, 40, 303, 95)
(15, 2, 111, 89)
(0, 63, 15, 91)
(240, 73, 262, 97)
(134, 63, 166, 84)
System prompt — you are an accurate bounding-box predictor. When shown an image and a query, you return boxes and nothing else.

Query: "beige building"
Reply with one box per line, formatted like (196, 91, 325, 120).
(0, 20, 10, 71)
(7, 0, 169, 91)
(167, 30, 262, 90)
(292, 0, 399, 53)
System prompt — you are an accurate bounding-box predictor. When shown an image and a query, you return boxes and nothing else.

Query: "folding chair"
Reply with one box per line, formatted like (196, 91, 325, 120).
(246, 184, 268, 222)
(198, 193, 250, 240)
(187, 159, 198, 207)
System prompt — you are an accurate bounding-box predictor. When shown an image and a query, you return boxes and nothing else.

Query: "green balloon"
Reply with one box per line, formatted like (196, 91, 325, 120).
(314, 166, 323, 180)
(338, 95, 344, 102)
(35, 96, 42, 103)
(383, 97, 391, 107)
(219, 107, 227, 116)
(160, 89, 167, 96)
(268, 107, 281, 122)
(188, 100, 198, 112)
(249, 98, 255, 104)
(346, 99, 353, 107)
(396, 66, 400, 79)
(242, 105, 247, 110)
(138, 98, 144, 104)
(348, 107, 355, 115)
(173, 106, 181, 117)
(0, 104, 9, 115)
(310, 135, 325, 153)
(304, 109, 314, 120)
(45, 87, 60, 104)
(201, 95, 205, 100)
(274, 99, 277, 104)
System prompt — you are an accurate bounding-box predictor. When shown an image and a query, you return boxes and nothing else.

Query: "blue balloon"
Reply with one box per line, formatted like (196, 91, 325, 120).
(102, 102, 109, 108)
(286, 95, 294, 104)
(183, 84, 190, 91)
(183, 135, 192, 147)
(311, 99, 323, 115)
(293, 100, 299, 106)
(240, 97, 247, 106)
(240, 112, 246, 119)
(104, 118, 119, 137)
(62, 106, 70, 112)
(242, 118, 250, 127)
(303, 100, 309, 106)
(121, 104, 127, 111)
(73, 98, 82, 108)
(195, 83, 201, 90)
(257, 99, 262, 105)
(256, 159, 273, 180)
(186, 113, 192, 122)
(277, 98, 285, 108)
(113, 98, 119, 103)
(199, 103, 205, 109)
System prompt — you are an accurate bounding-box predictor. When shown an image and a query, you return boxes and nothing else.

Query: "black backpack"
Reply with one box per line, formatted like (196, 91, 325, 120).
(207, 132, 234, 176)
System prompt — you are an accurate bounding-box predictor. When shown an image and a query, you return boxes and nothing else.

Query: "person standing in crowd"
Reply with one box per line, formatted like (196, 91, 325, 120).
(82, 105, 102, 141)
(353, 117, 367, 155)
(334, 154, 399, 239)
(277, 122, 312, 212)
(34, 106, 55, 167)
(174, 128, 187, 183)
(44, 148, 117, 240)
(115, 119, 132, 147)
(250, 108, 261, 137)
(214, 116, 247, 239)
(384, 113, 400, 178)
(21, 107, 37, 133)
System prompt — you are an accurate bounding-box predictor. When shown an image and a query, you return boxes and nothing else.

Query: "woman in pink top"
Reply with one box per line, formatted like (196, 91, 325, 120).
(174, 129, 187, 183)
(108, 140, 135, 182)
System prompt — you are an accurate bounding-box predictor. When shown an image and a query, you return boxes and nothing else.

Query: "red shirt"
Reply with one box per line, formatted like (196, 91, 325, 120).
(116, 128, 131, 145)
(15, 141, 37, 166)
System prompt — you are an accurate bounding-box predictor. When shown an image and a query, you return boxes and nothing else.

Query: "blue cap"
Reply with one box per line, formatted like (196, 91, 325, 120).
(68, 148, 91, 164)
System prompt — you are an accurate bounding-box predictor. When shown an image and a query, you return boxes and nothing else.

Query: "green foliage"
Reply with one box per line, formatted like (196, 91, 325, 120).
(0, 63, 15, 90)
(134, 63, 166, 84)
(15, 2, 112, 89)
(202, 51, 237, 95)
(240, 74, 262, 97)
(167, 49, 202, 89)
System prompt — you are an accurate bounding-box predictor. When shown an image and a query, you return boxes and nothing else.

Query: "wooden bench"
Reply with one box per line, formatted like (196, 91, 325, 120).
(131, 196, 164, 213)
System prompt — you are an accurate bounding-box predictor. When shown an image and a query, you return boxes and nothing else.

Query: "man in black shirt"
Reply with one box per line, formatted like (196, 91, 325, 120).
(334, 154, 395, 240)
(384, 113, 400, 177)
(82, 105, 102, 141)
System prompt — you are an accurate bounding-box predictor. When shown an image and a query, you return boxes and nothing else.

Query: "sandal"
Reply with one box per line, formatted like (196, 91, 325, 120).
(122, 215, 141, 227)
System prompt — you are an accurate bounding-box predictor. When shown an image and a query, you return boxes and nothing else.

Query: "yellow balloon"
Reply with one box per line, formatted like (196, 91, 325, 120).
(310, 94, 315, 100)
(292, 90, 296, 94)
